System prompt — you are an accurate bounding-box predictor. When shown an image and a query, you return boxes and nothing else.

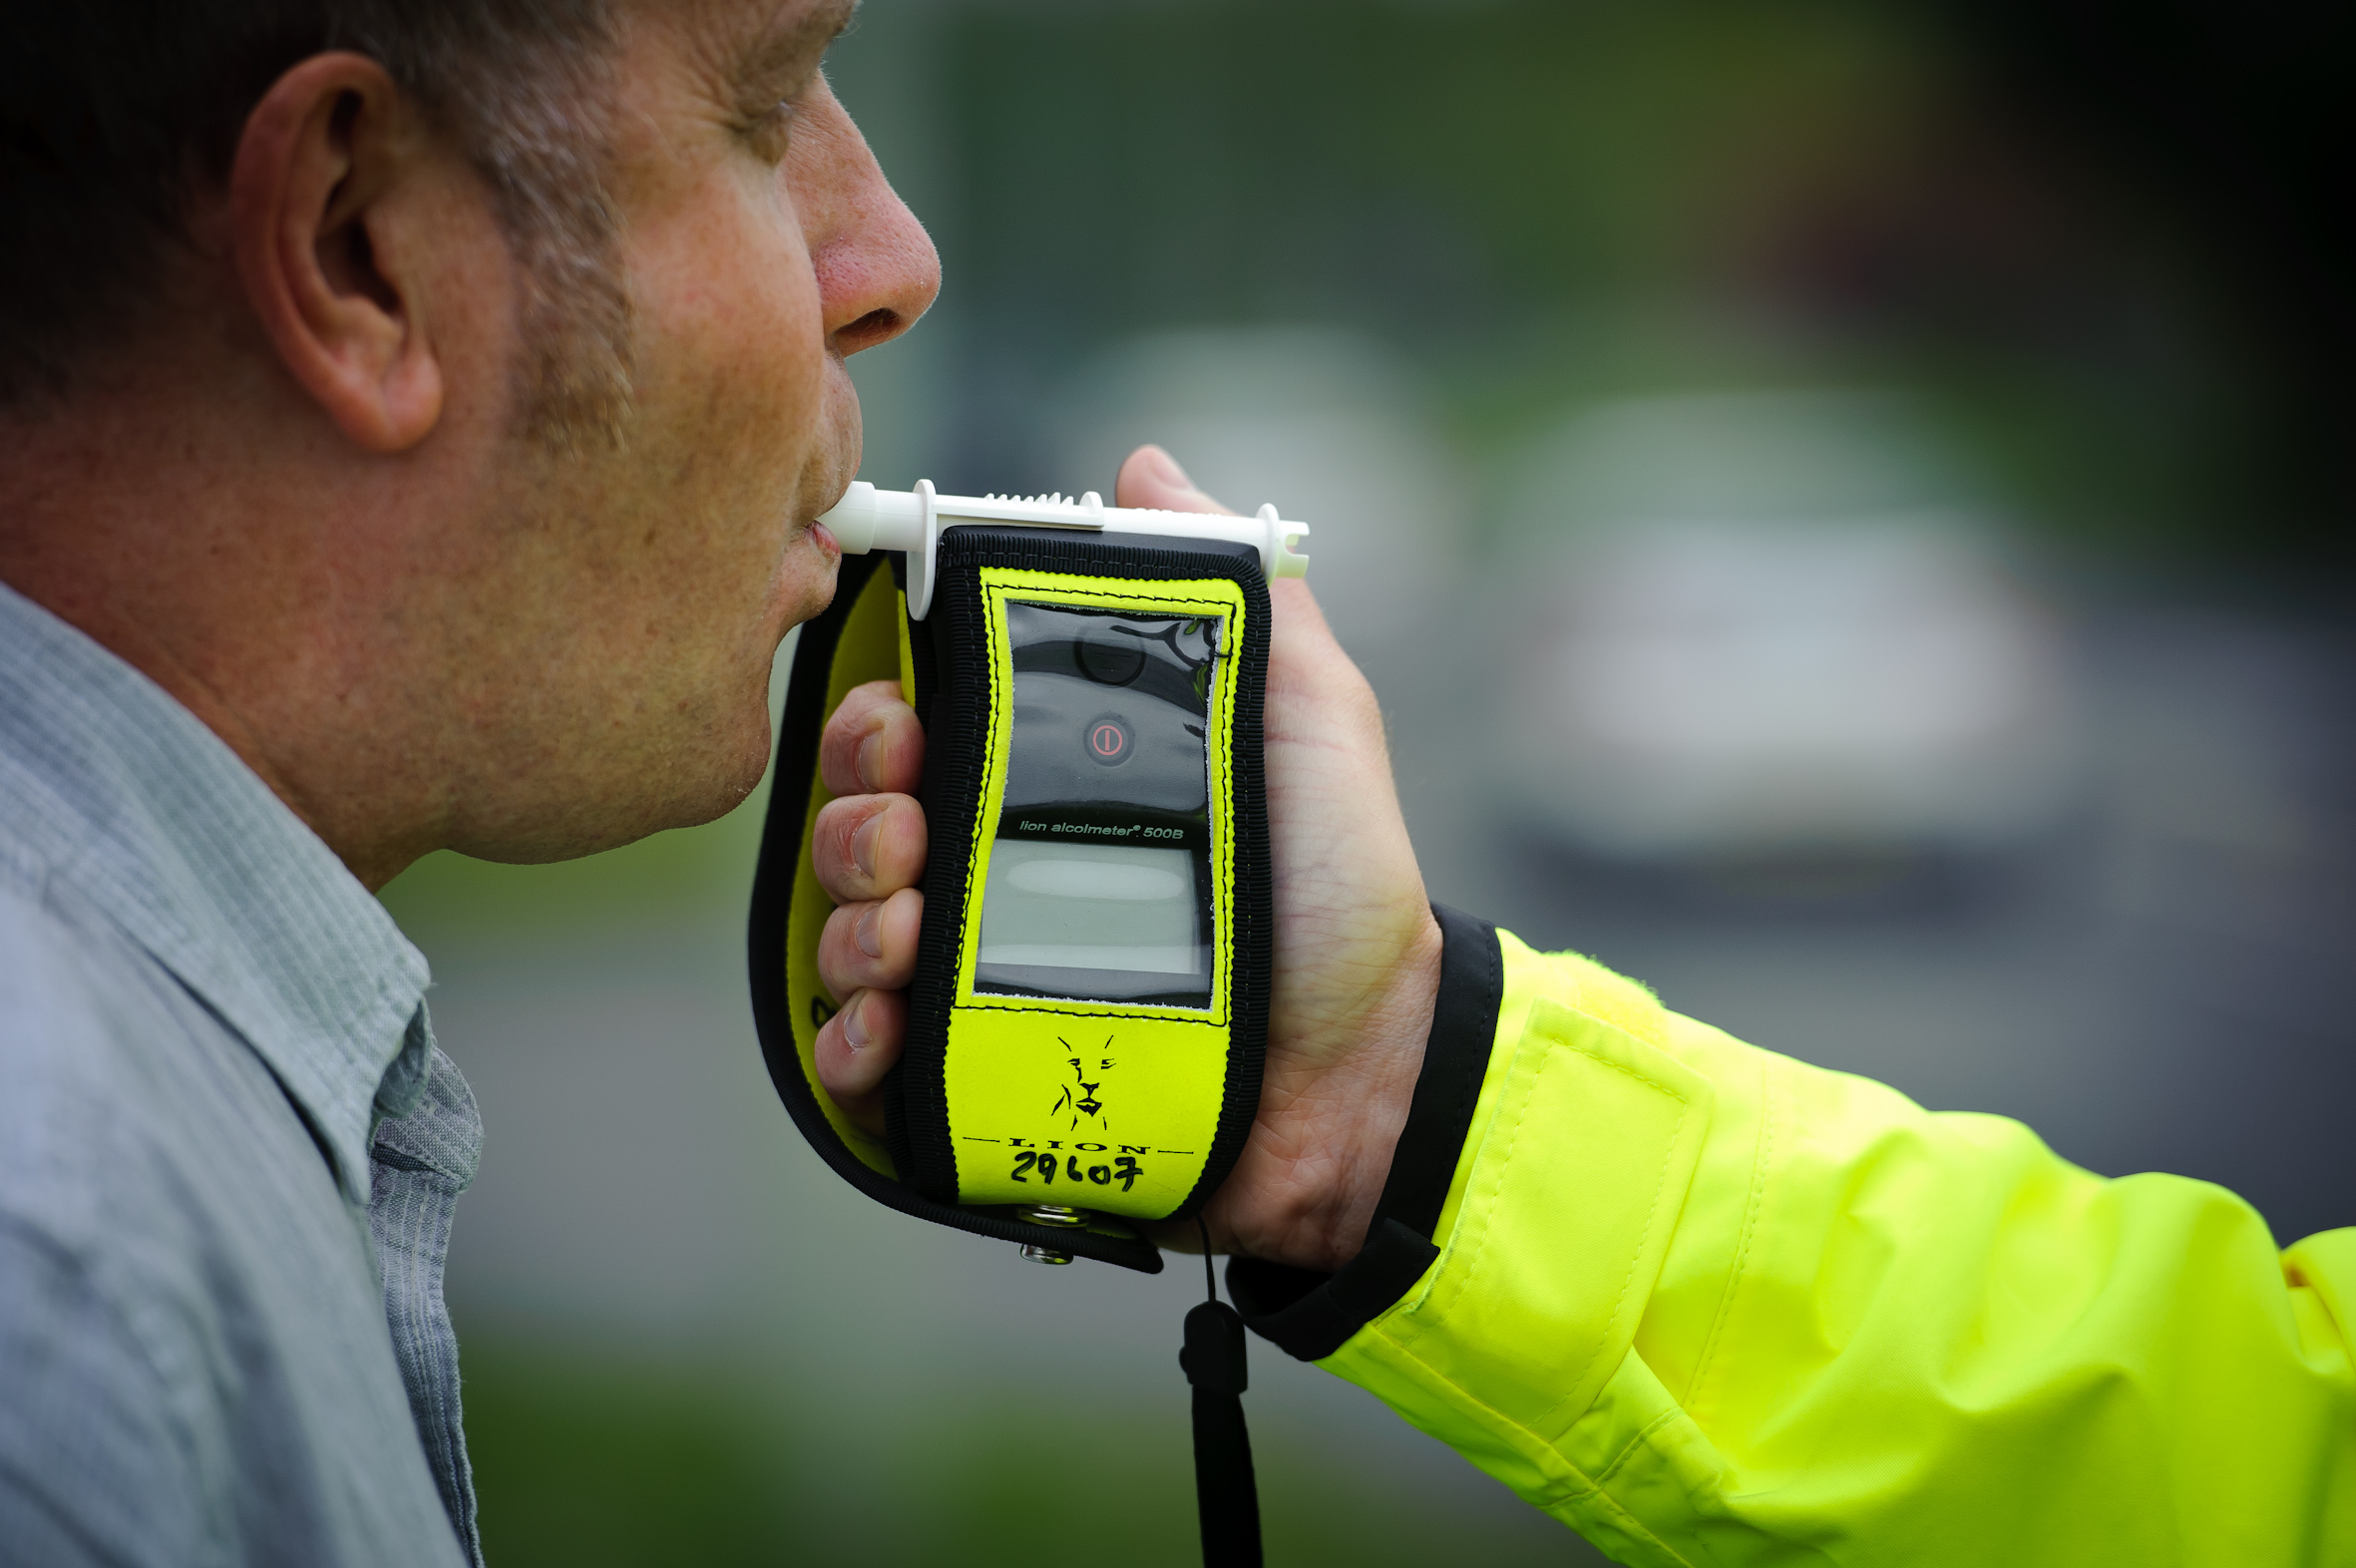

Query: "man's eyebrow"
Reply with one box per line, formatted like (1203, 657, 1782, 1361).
(736, 0, 859, 98)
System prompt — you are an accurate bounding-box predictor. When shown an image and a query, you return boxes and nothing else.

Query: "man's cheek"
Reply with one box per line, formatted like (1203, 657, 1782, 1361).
(718, 296, 828, 530)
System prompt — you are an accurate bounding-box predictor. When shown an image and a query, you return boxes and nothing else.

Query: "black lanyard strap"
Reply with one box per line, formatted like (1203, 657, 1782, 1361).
(1182, 1217, 1263, 1567)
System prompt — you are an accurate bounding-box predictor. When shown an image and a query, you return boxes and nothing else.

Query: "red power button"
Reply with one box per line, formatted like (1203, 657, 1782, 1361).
(1086, 716, 1131, 765)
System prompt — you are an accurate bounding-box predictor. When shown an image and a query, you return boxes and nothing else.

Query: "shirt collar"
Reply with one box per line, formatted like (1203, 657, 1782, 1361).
(0, 582, 429, 1204)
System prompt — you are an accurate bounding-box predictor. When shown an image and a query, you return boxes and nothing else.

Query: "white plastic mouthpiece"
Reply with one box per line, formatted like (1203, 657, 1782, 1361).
(818, 480, 1311, 619)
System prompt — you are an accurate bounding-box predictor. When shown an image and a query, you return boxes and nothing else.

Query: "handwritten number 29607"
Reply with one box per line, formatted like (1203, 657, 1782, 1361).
(1012, 1152, 1142, 1192)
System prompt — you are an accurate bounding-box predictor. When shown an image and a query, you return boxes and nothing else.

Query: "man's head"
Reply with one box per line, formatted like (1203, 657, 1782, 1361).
(0, 0, 939, 886)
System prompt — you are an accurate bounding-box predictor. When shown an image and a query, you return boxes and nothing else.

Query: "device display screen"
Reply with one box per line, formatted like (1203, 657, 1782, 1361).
(975, 602, 1219, 1007)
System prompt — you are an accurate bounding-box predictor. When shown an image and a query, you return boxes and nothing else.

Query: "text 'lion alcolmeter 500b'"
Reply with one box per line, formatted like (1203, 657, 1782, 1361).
(749, 480, 1310, 1566)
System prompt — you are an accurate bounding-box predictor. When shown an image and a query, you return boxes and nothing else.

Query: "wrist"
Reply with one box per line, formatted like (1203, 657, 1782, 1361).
(1217, 905, 1444, 1273)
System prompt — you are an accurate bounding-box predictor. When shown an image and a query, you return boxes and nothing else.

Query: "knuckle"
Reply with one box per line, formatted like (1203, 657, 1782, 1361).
(819, 684, 903, 792)
(817, 908, 866, 980)
(812, 798, 880, 894)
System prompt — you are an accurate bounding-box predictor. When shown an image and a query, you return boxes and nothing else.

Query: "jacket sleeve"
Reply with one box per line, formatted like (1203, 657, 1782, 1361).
(1234, 916, 2356, 1567)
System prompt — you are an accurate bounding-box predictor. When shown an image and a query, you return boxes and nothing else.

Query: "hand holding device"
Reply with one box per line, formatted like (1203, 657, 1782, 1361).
(796, 447, 1441, 1274)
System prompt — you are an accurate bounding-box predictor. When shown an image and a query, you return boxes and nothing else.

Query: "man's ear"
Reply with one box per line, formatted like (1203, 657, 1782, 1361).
(229, 53, 444, 453)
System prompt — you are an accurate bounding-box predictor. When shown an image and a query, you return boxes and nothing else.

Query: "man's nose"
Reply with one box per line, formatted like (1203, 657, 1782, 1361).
(796, 83, 943, 358)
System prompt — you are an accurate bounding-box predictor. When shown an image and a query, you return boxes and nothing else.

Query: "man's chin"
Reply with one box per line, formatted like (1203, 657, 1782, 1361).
(454, 714, 776, 866)
(657, 719, 777, 837)
(764, 544, 842, 661)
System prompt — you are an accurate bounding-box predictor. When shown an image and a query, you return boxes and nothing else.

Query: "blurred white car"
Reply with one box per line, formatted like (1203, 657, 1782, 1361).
(1493, 393, 2086, 866)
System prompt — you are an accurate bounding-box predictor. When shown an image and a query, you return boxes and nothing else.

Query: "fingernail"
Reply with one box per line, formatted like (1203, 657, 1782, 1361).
(855, 719, 887, 790)
(855, 904, 884, 959)
(850, 811, 882, 879)
(1146, 446, 1193, 492)
(842, 994, 871, 1049)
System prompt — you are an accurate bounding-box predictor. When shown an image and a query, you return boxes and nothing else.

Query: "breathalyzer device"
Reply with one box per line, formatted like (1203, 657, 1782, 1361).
(749, 481, 1309, 1564)
(750, 481, 1309, 1272)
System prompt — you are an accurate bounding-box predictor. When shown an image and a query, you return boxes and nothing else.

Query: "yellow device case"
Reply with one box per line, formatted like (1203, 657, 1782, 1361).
(751, 528, 1275, 1271)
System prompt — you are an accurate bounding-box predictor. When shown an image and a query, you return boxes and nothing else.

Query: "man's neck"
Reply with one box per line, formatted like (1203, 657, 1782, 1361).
(1, 378, 441, 891)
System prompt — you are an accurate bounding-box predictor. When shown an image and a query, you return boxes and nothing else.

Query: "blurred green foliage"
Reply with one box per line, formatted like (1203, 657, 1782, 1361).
(462, 1340, 792, 1567)
(947, 0, 1936, 330)
(929, 0, 2236, 553)
(460, 1333, 1597, 1567)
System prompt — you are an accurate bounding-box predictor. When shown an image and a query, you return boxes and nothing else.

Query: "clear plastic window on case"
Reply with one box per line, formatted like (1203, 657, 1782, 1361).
(976, 602, 1220, 1006)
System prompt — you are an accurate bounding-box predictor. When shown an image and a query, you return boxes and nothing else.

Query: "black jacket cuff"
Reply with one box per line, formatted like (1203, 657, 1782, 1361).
(1226, 905, 1503, 1361)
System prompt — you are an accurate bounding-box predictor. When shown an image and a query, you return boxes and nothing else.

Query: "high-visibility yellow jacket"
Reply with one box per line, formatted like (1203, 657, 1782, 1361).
(1233, 916, 2356, 1565)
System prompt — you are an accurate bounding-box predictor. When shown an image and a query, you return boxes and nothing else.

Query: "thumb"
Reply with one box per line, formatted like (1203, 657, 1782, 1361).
(1114, 444, 1233, 516)
(1116, 444, 1346, 651)
(1114, 443, 1349, 664)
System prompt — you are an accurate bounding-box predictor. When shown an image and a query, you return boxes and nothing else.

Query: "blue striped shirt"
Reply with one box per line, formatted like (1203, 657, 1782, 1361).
(0, 582, 480, 1566)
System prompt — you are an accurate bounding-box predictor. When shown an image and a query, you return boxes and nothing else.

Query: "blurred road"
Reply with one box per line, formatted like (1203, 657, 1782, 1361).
(1392, 587, 2356, 1249)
